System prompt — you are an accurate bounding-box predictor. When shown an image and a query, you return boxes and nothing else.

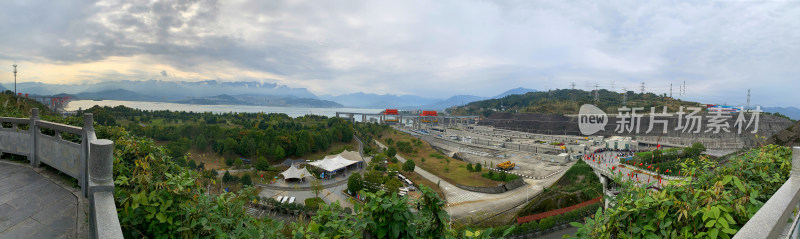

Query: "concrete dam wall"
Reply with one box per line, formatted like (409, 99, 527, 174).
(479, 113, 793, 149)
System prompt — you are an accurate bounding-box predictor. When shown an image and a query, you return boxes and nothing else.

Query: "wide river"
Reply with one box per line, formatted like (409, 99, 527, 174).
(65, 100, 384, 118)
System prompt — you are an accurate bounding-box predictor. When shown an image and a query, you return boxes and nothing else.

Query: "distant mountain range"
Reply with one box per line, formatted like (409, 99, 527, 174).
(763, 107, 800, 120)
(492, 87, 538, 99)
(320, 87, 537, 109)
(1, 80, 541, 110)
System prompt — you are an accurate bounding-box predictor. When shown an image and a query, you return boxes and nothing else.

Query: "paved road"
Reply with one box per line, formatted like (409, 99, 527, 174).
(0, 161, 83, 238)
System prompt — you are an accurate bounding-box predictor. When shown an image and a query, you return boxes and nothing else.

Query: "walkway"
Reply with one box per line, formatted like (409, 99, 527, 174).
(0, 161, 85, 238)
(584, 151, 681, 187)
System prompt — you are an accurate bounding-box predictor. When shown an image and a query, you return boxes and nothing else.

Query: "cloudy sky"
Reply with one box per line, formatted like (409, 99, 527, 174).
(0, 0, 798, 107)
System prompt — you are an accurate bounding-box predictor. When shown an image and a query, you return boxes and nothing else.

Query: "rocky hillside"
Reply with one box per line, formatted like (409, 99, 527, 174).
(768, 120, 800, 147)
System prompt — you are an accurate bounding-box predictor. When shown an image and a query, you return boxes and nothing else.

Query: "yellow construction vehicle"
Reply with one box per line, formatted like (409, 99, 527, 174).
(496, 161, 515, 170)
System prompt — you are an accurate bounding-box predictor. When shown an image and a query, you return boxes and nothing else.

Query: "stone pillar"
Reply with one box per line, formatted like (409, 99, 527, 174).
(90, 139, 115, 186)
(81, 113, 95, 197)
(362, 114, 366, 123)
(29, 108, 39, 167)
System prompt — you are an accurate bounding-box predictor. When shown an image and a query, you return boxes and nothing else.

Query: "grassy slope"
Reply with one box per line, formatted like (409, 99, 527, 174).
(382, 130, 500, 187)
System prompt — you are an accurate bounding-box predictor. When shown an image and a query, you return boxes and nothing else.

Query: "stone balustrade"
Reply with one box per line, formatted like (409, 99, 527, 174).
(0, 109, 122, 239)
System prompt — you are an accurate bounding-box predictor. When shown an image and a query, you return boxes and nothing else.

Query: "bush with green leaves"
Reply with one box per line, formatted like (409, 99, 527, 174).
(571, 145, 793, 239)
(466, 163, 474, 172)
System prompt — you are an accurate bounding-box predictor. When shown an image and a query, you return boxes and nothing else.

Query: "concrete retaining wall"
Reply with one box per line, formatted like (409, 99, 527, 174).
(453, 178, 525, 194)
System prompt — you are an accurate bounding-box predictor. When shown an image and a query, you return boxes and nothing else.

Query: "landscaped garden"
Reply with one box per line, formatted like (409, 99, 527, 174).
(381, 130, 501, 187)
(620, 142, 707, 176)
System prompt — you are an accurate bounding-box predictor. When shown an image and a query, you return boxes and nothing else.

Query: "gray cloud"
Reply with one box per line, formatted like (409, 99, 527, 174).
(0, 0, 799, 107)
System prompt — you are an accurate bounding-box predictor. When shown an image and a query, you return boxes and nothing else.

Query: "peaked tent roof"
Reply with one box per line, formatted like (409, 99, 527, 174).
(308, 154, 359, 172)
(281, 165, 313, 180)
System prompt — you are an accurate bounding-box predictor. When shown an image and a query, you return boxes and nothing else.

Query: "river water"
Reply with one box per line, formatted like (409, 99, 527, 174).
(65, 100, 383, 118)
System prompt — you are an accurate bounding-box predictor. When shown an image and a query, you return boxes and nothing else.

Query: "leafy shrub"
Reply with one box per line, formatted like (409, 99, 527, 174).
(573, 145, 793, 239)
(305, 197, 325, 209)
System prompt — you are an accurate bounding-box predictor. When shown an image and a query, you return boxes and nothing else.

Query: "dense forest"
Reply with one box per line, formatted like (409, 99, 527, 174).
(82, 105, 355, 163)
(447, 89, 704, 117)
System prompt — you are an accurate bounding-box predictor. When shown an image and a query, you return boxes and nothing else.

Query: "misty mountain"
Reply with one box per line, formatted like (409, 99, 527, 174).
(401, 95, 487, 111)
(11, 80, 316, 101)
(0, 83, 6, 92)
(74, 89, 155, 101)
(492, 87, 538, 99)
(763, 106, 800, 120)
(320, 92, 441, 109)
(178, 94, 343, 108)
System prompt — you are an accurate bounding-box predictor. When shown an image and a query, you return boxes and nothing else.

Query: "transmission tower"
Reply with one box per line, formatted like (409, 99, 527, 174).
(13, 64, 17, 95)
(746, 89, 751, 111)
(570, 82, 576, 90)
(682, 81, 686, 96)
(670, 83, 672, 98)
(640, 82, 646, 94)
(594, 83, 600, 102)
(622, 87, 627, 106)
(611, 81, 615, 91)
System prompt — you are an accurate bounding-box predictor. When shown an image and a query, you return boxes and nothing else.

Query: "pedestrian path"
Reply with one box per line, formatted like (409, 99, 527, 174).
(0, 161, 83, 238)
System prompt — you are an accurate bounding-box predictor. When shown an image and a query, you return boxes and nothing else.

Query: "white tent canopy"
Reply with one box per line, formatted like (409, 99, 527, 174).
(280, 165, 313, 180)
(308, 154, 359, 172)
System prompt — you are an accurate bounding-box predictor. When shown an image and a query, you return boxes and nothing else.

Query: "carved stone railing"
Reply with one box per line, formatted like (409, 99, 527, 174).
(735, 146, 800, 239)
(0, 108, 122, 239)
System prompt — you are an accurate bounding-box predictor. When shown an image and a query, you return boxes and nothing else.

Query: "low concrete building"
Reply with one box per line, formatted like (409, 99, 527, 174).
(604, 136, 638, 151)
(542, 153, 570, 164)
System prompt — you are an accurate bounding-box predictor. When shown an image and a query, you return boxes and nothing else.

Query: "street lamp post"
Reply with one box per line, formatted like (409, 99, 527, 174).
(12, 64, 17, 95)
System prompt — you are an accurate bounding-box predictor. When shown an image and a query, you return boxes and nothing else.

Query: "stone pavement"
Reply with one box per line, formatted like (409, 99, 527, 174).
(0, 161, 84, 238)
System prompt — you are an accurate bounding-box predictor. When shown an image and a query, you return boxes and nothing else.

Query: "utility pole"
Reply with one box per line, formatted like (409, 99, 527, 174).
(670, 83, 672, 98)
(13, 64, 17, 95)
(640, 82, 646, 94)
(611, 81, 615, 91)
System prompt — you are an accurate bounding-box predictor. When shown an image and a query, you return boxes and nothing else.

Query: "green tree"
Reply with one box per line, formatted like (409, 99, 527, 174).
(187, 159, 197, 170)
(385, 178, 403, 194)
(272, 145, 286, 160)
(311, 178, 323, 198)
(386, 138, 394, 145)
(475, 162, 482, 172)
(466, 163, 474, 172)
(347, 172, 363, 194)
(402, 160, 416, 172)
(241, 173, 252, 186)
(386, 146, 397, 158)
(255, 156, 270, 171)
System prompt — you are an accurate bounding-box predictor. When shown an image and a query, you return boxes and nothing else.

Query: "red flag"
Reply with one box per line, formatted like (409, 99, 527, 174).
(657, 144, 661, 148)
(666, 169, 670, 173)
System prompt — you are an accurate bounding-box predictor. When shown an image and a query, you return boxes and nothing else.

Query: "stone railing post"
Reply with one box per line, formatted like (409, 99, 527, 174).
(88, 139, 122, 239)
(81, 113, 94, 197)
(29, 108, 39, 167)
